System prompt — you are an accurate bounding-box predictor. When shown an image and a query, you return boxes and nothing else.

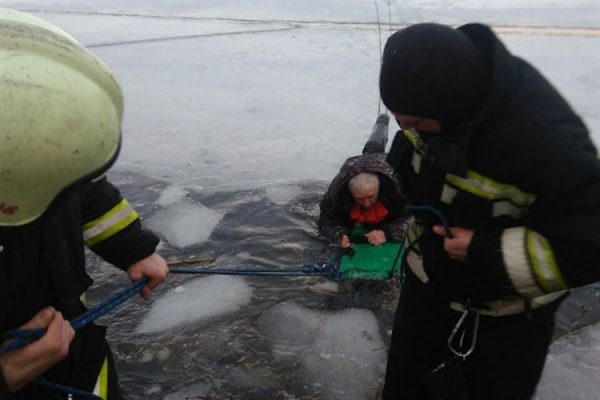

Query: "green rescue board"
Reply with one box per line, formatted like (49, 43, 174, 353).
(338, 242, 403, 280)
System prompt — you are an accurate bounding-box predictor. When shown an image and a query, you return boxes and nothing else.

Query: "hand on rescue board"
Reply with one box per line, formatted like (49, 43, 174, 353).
(340, 234, 351, 248)
(365, 229, 387, 246)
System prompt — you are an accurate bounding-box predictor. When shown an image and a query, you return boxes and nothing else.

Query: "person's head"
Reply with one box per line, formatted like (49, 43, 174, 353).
(379, 23, 490, 133)
(0, 9, 123, 227)
(348, 172, 380, 210)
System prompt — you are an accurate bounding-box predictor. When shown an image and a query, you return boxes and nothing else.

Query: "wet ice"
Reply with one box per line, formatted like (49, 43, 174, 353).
(265, 184, 302, 205)
(137, 275, 253, 333)
(534, 320, 600, 399)
(257, 303, 387, 400)
(145, 198, 223, 248)
(155, 184, 188, 206)
(10, 1, 600, 399)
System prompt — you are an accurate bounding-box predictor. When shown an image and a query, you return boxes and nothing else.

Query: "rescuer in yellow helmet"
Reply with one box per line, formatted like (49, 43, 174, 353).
(0, 9, 168, 399)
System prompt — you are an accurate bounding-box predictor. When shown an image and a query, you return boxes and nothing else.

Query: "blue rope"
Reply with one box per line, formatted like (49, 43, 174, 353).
(169, 263, 342, 279)
(405, 204, 454, 238)
(1, 254, 347, 354)
(169, 252, 345, 281)
(1, 278, 148, 399)
(1, 256, 345, 354)
(0, 253, 345, 398)
(70, 278, 148, 330)
(0, 278, 149, 353)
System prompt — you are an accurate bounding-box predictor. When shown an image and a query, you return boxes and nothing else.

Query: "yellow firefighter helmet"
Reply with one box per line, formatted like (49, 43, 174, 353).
(0, 8, 123, 226)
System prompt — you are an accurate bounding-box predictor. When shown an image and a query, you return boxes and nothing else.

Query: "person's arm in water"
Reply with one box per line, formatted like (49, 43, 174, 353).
(0, 308, 75, 394)
(318, 193, 351, 247)
(340, 234, 351, 248)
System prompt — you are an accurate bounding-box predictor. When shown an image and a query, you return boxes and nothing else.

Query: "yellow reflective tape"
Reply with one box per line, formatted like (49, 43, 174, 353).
(406, 217, 422, 253)
(501, 227, 543, 298)
(83, 199, 138, 246)
(446, 170, 536, 207)
(526, 230, 568, 293)
(83, 199, 130, 230)
(93, 357, 109, 399)
(85, 210, 137, 247)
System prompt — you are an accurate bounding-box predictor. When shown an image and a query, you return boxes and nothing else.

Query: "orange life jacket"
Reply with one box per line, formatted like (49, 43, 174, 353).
(349, 200, 389, 224)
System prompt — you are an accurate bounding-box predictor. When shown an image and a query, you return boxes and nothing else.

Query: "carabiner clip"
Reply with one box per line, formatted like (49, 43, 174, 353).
(447, 306, 480, 359)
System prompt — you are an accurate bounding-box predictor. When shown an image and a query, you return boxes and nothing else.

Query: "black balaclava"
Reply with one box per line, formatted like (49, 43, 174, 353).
(379, 23, 490, 132)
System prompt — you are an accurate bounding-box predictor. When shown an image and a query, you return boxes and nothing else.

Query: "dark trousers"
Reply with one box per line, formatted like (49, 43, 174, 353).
(382, 270, 563, 400)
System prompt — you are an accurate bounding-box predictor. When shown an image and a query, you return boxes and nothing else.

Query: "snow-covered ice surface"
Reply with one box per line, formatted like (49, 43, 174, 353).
(3, 0, 599, 398)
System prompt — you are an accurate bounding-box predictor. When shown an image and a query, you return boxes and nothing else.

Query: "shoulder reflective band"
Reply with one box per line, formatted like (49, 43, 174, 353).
(402, 129, 425, 151)
(501, 227, 568, 298)
(446, 170, 536, 207)
(83, 199, 138, 246)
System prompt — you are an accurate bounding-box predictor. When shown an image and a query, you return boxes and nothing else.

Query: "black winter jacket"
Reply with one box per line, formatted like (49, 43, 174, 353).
(319, 153, 407, 244)
(386, 24, 600, 309)
(0, 176, 159, 398)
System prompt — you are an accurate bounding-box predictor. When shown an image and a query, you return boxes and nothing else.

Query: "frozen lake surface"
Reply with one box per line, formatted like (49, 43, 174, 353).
(3, 0, 599, 398)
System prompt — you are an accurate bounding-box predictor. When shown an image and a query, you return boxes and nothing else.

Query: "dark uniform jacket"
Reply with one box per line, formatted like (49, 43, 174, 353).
(0, 176, 159, 398)
(318, 153, 407, 244)
(386, 23, 600, 313)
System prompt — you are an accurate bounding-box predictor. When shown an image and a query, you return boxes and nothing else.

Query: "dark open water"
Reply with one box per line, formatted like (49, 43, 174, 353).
(85, 170, 600, 400)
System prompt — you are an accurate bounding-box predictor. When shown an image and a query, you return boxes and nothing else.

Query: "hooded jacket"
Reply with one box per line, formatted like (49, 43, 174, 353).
(318, 153, 407, 244)
(385, 24, 600, 312)
(0, 176, 159, 398)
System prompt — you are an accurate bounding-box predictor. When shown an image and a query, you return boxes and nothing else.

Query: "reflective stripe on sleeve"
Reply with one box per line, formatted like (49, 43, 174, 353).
(502, 227, 541, 297)
(406, 217, 422, 253)
(411, 152, 422, 174)
(83, 199, 138, 246)
(526, 229, 568, 293)
(501, 227, 567, 298)
(446, 170, 536, 207)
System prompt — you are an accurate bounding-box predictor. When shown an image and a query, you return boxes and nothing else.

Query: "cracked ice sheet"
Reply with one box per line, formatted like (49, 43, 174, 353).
(8, 4, 599, 194)
(257, 303, 387, 400)
(8, 1, 600, 27)
(534, 320, 600, 400)
(16, 11, 288, 47)
(2, 3, 599, 398)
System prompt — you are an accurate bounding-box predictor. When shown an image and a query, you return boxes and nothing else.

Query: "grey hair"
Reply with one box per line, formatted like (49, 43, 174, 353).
(348, 172, 379, 195)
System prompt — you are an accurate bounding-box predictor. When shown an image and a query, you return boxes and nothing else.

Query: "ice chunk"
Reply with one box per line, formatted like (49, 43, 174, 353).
(307, 281, 341, 295)
(144, 385, 161, 395)
(534, 321, 600, 400)
(257, 303, 387, 400)
(156, 185, 188, 206)
(265, 184, 302, 205)
(137, 275, 253, 333)
(146, 199, 223, 248)
(163, 382, 211, 400)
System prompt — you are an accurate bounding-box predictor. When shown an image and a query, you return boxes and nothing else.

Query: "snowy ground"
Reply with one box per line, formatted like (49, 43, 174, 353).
(3, 1, 600, 399)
